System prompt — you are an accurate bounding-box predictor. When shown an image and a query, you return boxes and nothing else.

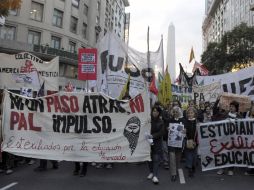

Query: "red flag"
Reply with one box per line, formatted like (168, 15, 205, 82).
(65, 82, 74, 92)
(192, 61, 209, 76)
(149, 74, 158, 95)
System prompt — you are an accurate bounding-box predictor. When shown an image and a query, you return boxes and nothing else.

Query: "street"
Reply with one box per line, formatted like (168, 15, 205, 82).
(0, 161, 253, 190)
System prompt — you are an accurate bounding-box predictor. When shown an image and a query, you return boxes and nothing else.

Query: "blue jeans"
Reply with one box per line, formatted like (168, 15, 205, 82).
(185, 148, 197, 169)
(148, 153, 161, 177)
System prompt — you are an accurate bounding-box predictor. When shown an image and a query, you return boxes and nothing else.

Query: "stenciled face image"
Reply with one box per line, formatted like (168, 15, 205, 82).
(123, 116, 141, 155)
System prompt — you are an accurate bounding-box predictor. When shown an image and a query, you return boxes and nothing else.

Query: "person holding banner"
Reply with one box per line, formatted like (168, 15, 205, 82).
(184, 107, 198, 178)
(73, 162, 88, 177)
(244, 104, 254, 176)
(217, 100, 241, 176)
(162, 102, 173, 170)
(167, 106, 185, 182)
(147, 106, 164, 184)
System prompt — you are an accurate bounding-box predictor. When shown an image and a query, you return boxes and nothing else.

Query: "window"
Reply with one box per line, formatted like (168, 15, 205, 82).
(30, 1, 44, 22)
(72, 0, 80, 8)
(51, 36, 61, 49)
(65, 65, 77, 78)
(95, 31, 99, 43)
(53, 9, 63, 28)
(0, 25, 15, 40)
(97, 1, 101, 11)
(28, 30, 41, 45)
(96, 16, 99, 25)
(82, 23, 87, 39)
(9, 9, 18, 16)
(84, 4, 88, 16)
(69, 41, 76, 53)
(70, 16, 78, 33)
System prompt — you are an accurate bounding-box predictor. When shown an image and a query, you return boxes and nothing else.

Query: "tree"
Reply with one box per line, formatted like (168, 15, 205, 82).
(201, 42, 227, 74)
(0, 0, 21, 17)
(201, 23, 254, 74)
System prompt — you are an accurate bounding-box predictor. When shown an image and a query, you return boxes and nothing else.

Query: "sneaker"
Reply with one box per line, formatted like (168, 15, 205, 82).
(147, 173, 153, 179)
(152, 176, 159, 184)
(6, 169, 13, 175)
(106, 164, 113, 169)
(245, 170, 254, 176)
(34, 167, 47, 172)
(80, 171, 87, 177)
(28, 159, 35, 165)
(73, 170, 79, 176)
(171, 175, 177, 182)
(217, 169, 224, 175)
(19, 159, 26, 165)
(96, 163, 103, 169)
(163, 162, 169, 170)
(227, 170, 234, 176)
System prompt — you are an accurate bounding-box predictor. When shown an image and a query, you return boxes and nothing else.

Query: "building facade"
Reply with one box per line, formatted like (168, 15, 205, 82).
(0, 0, 129, 90)
(203, 0, 254, 50)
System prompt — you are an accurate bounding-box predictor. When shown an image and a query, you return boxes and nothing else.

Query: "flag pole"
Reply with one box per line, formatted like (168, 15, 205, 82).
(147, 26, 152, 108)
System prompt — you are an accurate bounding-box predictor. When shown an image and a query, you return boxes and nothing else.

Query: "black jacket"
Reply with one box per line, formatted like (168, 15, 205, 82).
(151, 117, 164, 153)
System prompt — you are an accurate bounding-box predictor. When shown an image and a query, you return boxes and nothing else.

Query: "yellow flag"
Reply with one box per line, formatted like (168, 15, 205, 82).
(189, 47, 195, 63)
(118, 74, 130, 100)
(163, 66, 172, 105)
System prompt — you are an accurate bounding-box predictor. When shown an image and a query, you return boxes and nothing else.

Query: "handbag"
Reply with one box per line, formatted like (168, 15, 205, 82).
(186, 127, 197, 149)
(186, 139, 196, 149)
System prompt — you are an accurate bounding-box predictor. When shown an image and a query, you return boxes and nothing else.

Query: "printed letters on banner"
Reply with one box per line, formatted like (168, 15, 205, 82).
(1, 90, 151, 162)
(196, 66, 254, 100)
(192, 82, 221, 104)
(0, 52, 59, 91)
(198, 119, 254, 171)
(96, 32, 164, 98)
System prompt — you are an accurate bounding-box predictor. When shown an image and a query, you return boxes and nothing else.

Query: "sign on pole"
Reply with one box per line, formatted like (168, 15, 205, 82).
(78, 48, 97, 80)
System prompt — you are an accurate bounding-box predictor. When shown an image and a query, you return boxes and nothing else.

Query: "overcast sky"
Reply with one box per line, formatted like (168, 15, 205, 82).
(125, 0, 205, 74)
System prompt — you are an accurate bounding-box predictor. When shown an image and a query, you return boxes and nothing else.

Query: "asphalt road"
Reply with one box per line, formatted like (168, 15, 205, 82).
(0, 161, 253, 190)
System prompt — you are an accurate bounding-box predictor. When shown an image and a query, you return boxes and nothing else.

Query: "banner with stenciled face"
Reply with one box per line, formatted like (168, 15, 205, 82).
(1, 90, 151, 162)
(198, 119, 254, 171)
(0, 52, 59, 91)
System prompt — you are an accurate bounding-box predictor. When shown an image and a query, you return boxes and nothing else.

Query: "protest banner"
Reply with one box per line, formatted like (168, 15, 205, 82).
(198, 119, 254, 171)
(219, 92, 251, 113)
(1, 90, 151, 162)
(196, 66, 254, 100)
(168, 123, 185, 148)
(192, 82, 221, 104)
(171, 84, 192, 109)
(0, 52, 59, 91)
(97, 32, 164, 98)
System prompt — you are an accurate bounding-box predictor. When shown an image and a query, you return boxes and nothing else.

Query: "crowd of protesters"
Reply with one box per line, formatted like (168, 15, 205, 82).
(147, 97, 254, 184)
(1, 90, 254, 184)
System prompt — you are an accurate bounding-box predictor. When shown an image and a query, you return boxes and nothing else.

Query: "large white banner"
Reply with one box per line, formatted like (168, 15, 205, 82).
(1, 90, 151, 162)
(198, 119, 254, 171)
(196, 66, 254, 100)
(0, 52, 59, 91)
(192, 82, 221, 104)
(96, 32, 164, 98)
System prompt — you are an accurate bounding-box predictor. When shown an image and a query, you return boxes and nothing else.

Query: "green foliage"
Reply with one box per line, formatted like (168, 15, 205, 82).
(201, 23, 254, 74)
(0, 0, 21, 17)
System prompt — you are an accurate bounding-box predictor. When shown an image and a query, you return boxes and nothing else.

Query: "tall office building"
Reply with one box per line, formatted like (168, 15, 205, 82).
(166, 23, 176, 81)
(203, 0, 254, 50)
(0, 0, 129, 89)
